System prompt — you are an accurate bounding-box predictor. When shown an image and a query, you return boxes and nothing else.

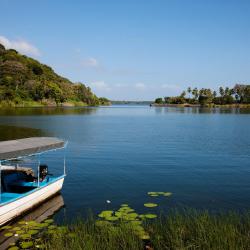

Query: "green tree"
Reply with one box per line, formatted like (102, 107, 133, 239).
(219, 87, 225, 96)
(155, 97, 163, 104)
(192, 88, 199, 101)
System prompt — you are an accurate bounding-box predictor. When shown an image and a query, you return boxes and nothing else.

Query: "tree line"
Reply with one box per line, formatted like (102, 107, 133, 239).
(155, 85, 250, 106)
(0, 43, 109, 106)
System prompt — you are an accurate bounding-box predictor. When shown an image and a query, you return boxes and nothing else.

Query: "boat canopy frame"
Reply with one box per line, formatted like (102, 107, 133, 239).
(0, 137, 67, 202)
(0, 137, 66, 162)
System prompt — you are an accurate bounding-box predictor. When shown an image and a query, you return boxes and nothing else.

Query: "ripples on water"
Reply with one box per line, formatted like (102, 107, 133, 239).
(0, 106, 250, 222)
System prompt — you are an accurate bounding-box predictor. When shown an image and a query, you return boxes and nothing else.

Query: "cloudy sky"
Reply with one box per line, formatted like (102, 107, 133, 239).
(1, 0, 250, 100)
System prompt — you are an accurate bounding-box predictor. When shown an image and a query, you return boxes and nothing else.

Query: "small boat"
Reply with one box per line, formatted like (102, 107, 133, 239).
(0, 137, 67, 226)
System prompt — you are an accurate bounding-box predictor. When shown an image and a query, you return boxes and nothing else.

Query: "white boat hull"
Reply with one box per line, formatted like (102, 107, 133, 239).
(0, 177, 64, 226)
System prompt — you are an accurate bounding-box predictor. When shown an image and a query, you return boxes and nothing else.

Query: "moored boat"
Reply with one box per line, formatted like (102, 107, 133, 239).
(0, 137, 67, 226)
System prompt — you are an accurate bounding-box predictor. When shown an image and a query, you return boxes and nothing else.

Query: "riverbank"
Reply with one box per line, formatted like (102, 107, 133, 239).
(4, 209, 249, 250)
(151, 103, 250, 108)
(0, 100, 111, 108)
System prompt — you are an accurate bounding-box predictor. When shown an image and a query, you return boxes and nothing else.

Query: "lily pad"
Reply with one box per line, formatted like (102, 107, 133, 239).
(20, 233, 31, 240)
(106, 216, 119, 221)
(8, 247, 19, 250)
(44, 219, 54, 224)
(145, 214, 157, 219)
(144, 203, 158, 208)
(148, 192, 159, 197)
(20, 241, 33, 249)
(4, 232, 13, 237)
(163, 192, 172, 196)
(11, 227, 21, 231)
(121, 204, 129, 207)
(28, 229, 39, 235)
(2, 225, 12, 230)
(18, 221, 26, 225)
(98, 210, 113, 218)
(36, 223, 48, 228)
(148, 192, 157, 195)
(16, 230, 25, 234)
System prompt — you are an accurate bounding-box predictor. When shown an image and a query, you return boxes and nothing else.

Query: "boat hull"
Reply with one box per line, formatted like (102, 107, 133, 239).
(0, 177, 64, 226)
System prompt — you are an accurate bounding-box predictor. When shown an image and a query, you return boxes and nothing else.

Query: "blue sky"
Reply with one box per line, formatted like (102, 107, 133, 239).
(1, 0, 250, 100)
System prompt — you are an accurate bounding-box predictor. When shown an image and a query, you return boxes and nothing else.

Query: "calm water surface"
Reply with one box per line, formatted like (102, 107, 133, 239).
(0, 106, 250, 222)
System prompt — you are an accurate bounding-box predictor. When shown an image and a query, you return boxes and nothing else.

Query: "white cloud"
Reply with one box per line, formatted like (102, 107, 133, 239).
(0, 35, 40, 56)
(82, 57, 99, 68)
(135, 82, 146, 90)
(161, 84, 181, 91)
(89, 81, 111, 92)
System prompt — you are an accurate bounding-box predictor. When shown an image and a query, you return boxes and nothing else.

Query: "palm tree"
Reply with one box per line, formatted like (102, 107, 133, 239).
(225, 87, 230, 96)
(180, 91, 186, 98)
(219, 87, 224, 96)
(187, 87, 192, 98)
(192, 88, 199, 101)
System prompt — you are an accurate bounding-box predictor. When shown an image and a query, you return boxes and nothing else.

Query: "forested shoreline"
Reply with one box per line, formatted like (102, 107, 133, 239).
(154, 85, 250, 107)
(0, 43, 110, 107)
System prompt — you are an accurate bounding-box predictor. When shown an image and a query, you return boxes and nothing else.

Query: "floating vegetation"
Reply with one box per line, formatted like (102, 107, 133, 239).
(1, 225, 12, 230)
(98, 210, 114, 218)
(148, 191, 172, 197)
(96, 201, 160, 241)
(121, 204, 129, 207)
(144, 203, 158, 208)
(145, 214, 157, 219)
(44, 219, 54, 224)
(20, 241, 33, 249)
(4, 232, 14, 237)
(0, 191, 173, 249)
(8, 247, 19, 250)
(1, 217, 57, 249)
(163, 192, 172, 197)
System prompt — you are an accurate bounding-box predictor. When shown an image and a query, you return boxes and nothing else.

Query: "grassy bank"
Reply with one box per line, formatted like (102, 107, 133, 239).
(41, 210, 250, 250)
(0, 100, 103, 108)
(2, 210, 250, 249)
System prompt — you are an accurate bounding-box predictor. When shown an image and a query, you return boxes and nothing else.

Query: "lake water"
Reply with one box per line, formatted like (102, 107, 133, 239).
(0, 106, 250, 222)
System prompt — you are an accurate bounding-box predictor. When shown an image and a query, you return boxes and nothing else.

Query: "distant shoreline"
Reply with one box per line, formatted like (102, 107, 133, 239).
(150, 103, 250, 108)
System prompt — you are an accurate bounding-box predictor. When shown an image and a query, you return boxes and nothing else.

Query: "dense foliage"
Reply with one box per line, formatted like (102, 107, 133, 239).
(155, 85, 250, 106)
(0, 43, 109, 106)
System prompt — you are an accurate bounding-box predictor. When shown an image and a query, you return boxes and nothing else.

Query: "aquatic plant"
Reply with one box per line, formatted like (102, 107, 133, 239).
(147, 191, 172, 197)
(144, 203, 158, 208)
(1, 218, 55, 249)
(38, 209, 250, 250)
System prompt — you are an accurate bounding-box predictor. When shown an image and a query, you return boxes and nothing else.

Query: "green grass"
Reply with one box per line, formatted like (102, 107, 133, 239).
(39, 210, 250, 250)
(4, 209, 250, 249)
(148, 210, 250, 250)
(43, 218, 144, 250)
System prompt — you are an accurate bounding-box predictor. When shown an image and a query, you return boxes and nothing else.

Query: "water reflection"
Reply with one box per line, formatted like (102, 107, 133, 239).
(153, 106, 250, 114)
(0, 107, 98, 116)
(0, 125, 45, 141)
(0, 194, 64, 248)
